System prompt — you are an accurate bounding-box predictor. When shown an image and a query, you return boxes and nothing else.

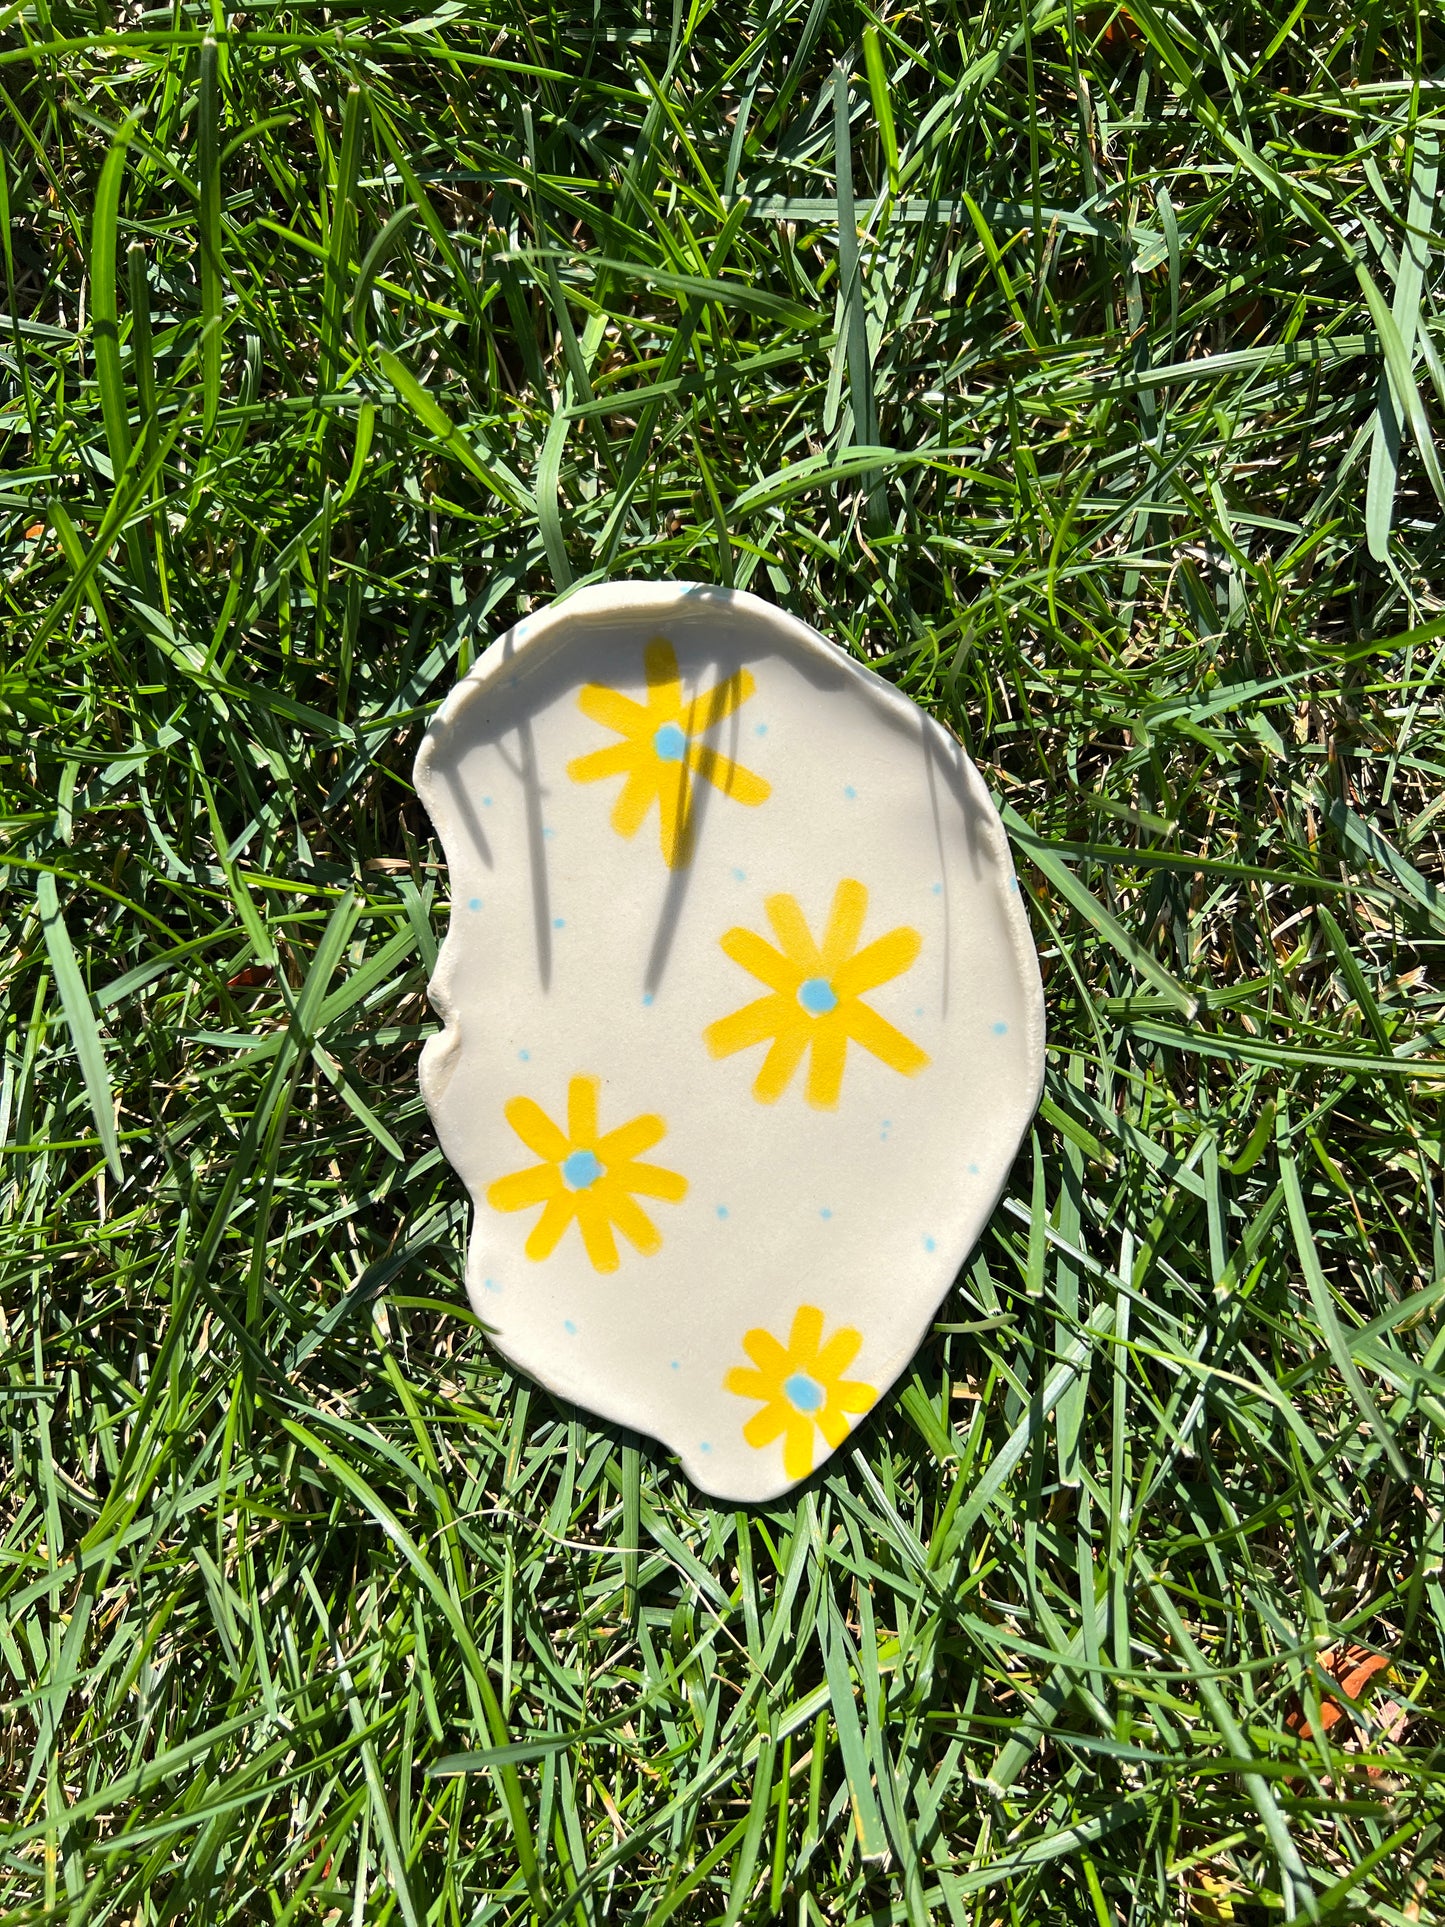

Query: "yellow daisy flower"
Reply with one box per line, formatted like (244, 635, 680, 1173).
(703, 878, 929, 1108)
(566, 637, 771, 868)
(724, 1305, 877, 1480)
(486, 1074, 687, 1274)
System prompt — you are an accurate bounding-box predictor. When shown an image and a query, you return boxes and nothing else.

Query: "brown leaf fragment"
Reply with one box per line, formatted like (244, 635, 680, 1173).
(1286, 1645, 1394, 1742)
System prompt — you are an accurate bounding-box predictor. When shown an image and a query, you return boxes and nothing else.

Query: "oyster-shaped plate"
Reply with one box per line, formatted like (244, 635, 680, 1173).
(415, 582, 1043, 1501)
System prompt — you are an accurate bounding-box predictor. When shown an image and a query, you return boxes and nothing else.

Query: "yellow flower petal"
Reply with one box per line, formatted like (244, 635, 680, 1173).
(782, 1415, 815, 1480)
(764, 892, 823, 974)
(573, 1188, 619, 1273)
(803, 1023, 848, 1109)
(743, 1399, 791, 1448)
(578, 683, 651, 738)
(617, 1159, 688, 1203)
(567, 740, 638, 785)
(787, 1305, 826, 1369)
(831, 1377, 877, 1415)
(644, 638, 682, 715)
(504, 1095, 570, 1161)
(596, 1114, 665, 1163)
(681, 665, 756, 737)
(832, 925, 923, 998)
(486, 1162, 561, 1213)
(685, 743, 770, 806)
(656, 756, 694, 869)
(601, 1187, 662, 1256)
(816, 1405, 853, 1450)
(525, 1193, 576, 1262)
(610, 766, 660, 840)
(741, 1326, 792, 1377)
(704, 991, 792, 1061)
(840, 1000, 930, 1077)
(814, 1325, 864, 1382)
(724, 1366, 775, 1401)
(718, 928, 799, 995)
(567, 1075, 600, 1148)
(753, 1027, 810, 1105)
(820, 877, 869, 974)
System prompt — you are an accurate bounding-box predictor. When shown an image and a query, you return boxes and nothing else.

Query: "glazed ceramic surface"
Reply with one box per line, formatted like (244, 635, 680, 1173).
(415, 583, 1044, 1501)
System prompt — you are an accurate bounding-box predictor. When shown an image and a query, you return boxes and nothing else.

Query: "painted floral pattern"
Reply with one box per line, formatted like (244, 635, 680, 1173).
(487, 1075, 687, 1273)
(724, 1305, 877, 1479)
(566, 637, 770, 867)
(704, 878, 929, 1107)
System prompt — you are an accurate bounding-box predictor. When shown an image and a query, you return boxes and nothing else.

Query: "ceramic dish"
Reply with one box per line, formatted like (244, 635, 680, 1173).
(415, 582, 1044, 1501)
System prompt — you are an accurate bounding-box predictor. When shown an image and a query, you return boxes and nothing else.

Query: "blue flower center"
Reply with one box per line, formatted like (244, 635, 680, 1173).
(784, 1372, 824, 1413)
(653, 722, 687, 762)
(561, 1149, 603, 1190)
(797, 977, 838, 1016)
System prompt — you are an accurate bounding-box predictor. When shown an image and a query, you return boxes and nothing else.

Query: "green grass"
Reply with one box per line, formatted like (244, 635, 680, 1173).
(3, 1, 1445, 1920)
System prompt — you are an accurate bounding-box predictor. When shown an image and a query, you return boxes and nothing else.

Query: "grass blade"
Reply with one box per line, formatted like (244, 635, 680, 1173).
(1365, 128, 1442, 559)
(197, 36, 222, 437)
(861, 27, 899, 204)
(1139, 1563, 1319, 1919)
(36, 870, 122, 1182)
(90, 129, 133, 485)
(320, 82, 366, 398)
(821, 1590, 888, 1863)
(1279, 1132, 1409, 1480)
(1003, 802, 1199, 1018)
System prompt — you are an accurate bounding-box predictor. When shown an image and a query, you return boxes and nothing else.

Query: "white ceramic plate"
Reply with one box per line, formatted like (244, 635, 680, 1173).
(416, 583, 1043, 1501)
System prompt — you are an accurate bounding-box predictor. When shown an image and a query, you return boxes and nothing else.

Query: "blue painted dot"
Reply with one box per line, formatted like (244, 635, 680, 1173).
(468, 896, 483, 911)
(820, 1207, 833, 1221)
(670, 1359, 680, 1371)
(653, 721, 687, 762)
(932, 882, 943, 895)
(643, 992, 654, 1006)
(993, 1021, 1008, 1035)
(699, 1440, 712, 1452)
(483, 1277, 501, 1293)
(732, 867, 747, 882)
(543, 825, 555, 840)
(844, 784, 857, 799)
(553, 916, 565, 929)
(754, 722, 768, 736)
(716, 1204, 729, 1219)
(798, 976, 837, 1016)
(915, 1007, 924, 1018)
(968, 1162, 980, 1175)
(564, 1318, 577, 1334)
(562, 1149, 603, 1190)
(924, 1237, 936, 1252)
(1009, 875, 1019, 892)
(482, 796, 493, 806)
(784, 1372, 824, 1413)
(518, 1049, 530, 1062)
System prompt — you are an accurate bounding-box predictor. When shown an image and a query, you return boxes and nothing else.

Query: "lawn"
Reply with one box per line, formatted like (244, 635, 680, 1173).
(3, 2, 1444, 1921)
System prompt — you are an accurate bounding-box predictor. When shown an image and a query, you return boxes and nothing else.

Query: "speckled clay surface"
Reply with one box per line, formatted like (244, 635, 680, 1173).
(415, 582, 1044, 1501)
